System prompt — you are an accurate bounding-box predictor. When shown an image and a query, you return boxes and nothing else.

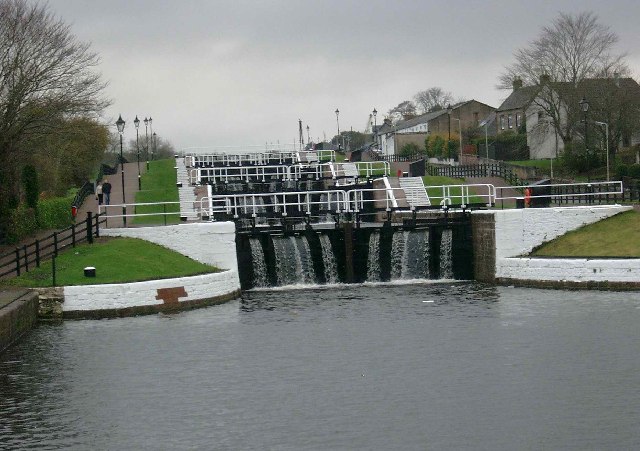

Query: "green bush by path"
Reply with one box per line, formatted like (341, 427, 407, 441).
(134, 159, 180, 225)
(532, 210, 640, 257)
(0, 237, 220, 287)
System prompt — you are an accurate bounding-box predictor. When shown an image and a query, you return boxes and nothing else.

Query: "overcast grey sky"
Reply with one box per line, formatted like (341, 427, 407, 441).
(48, 0, 640, 151)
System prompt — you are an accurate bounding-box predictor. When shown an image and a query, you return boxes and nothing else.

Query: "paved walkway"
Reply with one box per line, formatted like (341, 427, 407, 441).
(466, 176, 520, 209)
(79, 162, 147, 228)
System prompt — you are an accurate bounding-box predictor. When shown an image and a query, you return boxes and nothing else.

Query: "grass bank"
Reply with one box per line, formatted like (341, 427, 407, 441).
(1, 237, 219, 287)
(133, 159, 180, 225)
(532, 210, 640, 257)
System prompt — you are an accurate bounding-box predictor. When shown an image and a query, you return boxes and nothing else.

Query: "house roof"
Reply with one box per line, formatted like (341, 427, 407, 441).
(497, 86, 539, 112)
(395, 109, 447, 132)
(497, 77, 640, 113)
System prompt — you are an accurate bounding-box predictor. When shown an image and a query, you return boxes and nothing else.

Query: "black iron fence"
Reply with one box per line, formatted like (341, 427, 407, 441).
(0, 212, 106, 280)
(428, 163, 525, 187)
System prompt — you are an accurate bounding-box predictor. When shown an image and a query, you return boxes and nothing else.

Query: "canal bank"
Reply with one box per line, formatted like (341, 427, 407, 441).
(0, 288, 39, 354)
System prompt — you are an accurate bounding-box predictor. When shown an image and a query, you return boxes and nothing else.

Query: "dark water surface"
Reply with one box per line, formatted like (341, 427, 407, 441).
(1, 283, 639, 450)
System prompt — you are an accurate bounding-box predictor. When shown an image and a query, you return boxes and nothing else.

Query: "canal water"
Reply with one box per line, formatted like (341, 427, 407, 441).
(1, 283, 639, 450)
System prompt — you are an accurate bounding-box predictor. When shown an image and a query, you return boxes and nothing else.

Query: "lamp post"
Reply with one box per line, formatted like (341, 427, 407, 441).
(446, 104, 452, 160)
(335, 108, 340, 151)
(306, 125, 310, 144)
(115, 114, 126, 226)
(144, 117, 149, 170)
(153, 132, 157, 159)
(134, 116, 141, 190)
(148, 117, 154, 160)
(452, 117, 463, 162)
(372, 108, 378, 149)
(579, 97, 589, 160)
(594, 121, 610, 181)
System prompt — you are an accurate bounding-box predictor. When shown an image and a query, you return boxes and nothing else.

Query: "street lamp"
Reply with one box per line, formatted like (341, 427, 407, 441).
(148, 117, 154, 160)
(335, 108, 340, 151)
(153, 132, 157, 159)
(446, 104, 452, 159)
(115, 114, 126, 226)
(372, 108, 378, 149)
(594, 121, 610, 181)
(144, 117, 149, 169)
(134, 116, 141, 190)
(306, 125, 310, 144)
(452, 117, 463, 162)
(579, 97, 589, 159)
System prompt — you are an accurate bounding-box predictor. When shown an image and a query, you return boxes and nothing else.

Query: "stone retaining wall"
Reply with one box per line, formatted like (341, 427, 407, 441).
(0, 290, 39, 353)
(472, 205, 639, 288)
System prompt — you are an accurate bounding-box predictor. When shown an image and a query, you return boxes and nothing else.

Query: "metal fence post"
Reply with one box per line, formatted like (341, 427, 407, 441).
(35, 239, 40, 267)
(15, 248, 20, 276)
(87, 212, 93, 244)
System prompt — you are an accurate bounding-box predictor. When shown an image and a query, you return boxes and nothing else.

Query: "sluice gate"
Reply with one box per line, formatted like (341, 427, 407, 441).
(235, 214, 473, 290)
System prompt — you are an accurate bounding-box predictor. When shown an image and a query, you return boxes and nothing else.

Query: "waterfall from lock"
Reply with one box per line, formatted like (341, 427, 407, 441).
(271, 235, 316, 285)
(319, 234, 339, 284)
(249, 238, 269, 287)
(366, 231, 381, 282)
(439, 229, 454, 279)
(389, 229, 431, 280)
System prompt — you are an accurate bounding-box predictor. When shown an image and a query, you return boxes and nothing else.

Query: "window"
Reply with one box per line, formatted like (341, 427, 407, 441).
(515, 113, 521, 128)
(473, 112, 479, 126)
(500, 115, 505, 130)
(508, 114, 513, 129)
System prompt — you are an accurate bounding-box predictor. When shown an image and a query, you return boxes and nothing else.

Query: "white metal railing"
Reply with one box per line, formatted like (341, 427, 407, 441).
(186, 151, 299, 168)
(193, 165, 293, 184)
(199, 190, 349, 219)
(494, 181, 623, 203)
(427, 184, 496, 207)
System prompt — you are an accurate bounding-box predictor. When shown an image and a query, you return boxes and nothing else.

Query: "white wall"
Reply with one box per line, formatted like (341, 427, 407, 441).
(63, 271, 238, 312)
(473, 205, 639, 283)
(63, 221, 241, 314)
(101, 222, 238, 273)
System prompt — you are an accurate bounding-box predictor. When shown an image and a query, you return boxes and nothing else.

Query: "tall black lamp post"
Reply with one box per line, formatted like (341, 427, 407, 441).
(446, 103, 452, 159)
(144, 117, 149, 170)
(116, 114, 126, 225)
(372, 108, 378, 149)
(306, 125, 310, 144)
(134, 116, 141, 190)
(579, 97, 590, 159)
(153, 132, 157, 159)
(335, 108, 340, 151)
(148, 117, 154, 160)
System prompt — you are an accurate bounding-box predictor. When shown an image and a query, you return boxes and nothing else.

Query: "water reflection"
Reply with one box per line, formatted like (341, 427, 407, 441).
(1, 284, 639, 450)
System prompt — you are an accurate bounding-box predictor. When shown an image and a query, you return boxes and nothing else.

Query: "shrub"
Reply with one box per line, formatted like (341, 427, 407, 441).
(628, 163, 640, 179)
(21, 165, 39, 210)
(6, 205, 38, 243)
(615, 163, 629, 180)
(37, 195, 74, 229)
(493, 132, 528, 161)
(399, 142, 420, 157)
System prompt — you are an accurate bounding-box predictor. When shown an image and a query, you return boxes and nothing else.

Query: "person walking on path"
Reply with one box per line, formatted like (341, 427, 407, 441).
(96, 182, 104, 205)
(102, 180, 112, 205)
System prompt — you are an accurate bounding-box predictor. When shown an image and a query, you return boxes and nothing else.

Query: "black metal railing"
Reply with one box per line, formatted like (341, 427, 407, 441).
(428, 162, 526, 187)
(0, 212, 106, 280)
(71, 180, 95, 209)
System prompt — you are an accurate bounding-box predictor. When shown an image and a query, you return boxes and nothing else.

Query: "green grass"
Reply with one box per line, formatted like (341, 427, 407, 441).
(0, 237, 219, 287)
(532, 210, 640, 257)
(134, 159, 180, 225)
(422, 176, 487, 206)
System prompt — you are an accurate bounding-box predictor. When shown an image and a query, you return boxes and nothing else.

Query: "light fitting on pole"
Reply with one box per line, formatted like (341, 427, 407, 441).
(116, 114, 125, 134)
(144, 117, 149, 127)
(134, 115, 140, 129)
(372, 108, 377, 118)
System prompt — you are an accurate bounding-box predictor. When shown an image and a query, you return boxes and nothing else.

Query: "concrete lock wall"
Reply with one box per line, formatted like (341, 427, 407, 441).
(472, 205, 640, 286)
(60, 222, 241, 317)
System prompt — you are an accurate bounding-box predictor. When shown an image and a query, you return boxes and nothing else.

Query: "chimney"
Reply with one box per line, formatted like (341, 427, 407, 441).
(512, 77, 523, 90)
(539, 73, 551, 85)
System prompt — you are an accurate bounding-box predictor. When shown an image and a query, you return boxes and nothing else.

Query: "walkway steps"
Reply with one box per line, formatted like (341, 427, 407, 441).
(399, 177, 431, 208)
(176, 157, 198, 221)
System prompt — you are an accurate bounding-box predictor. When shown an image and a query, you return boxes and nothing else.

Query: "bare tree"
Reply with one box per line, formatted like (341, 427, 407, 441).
(499, 11, 628, 89)
(414, 87, 454, 114)
(387, 100, 417, 124)
(0, 0, 109, 238)
(500, 11, 635, 161)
